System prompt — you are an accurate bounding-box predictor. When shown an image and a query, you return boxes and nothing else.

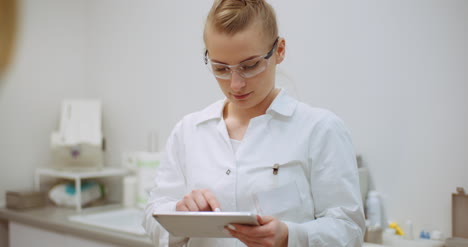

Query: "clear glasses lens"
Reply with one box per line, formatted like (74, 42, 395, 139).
(207, 56, 269, 79)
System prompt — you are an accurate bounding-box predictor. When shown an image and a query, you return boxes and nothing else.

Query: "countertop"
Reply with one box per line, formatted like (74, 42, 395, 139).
(0, 205, 388, 247)
(0, 205, 153, 247)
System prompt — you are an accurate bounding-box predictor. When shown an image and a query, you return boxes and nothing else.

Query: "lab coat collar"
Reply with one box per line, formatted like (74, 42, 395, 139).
(194, 88, 297, 126)
(266, 89, 298, 117)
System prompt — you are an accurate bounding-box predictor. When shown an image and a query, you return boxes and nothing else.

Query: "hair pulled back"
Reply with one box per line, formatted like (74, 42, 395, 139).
(204, 0, 278, 42)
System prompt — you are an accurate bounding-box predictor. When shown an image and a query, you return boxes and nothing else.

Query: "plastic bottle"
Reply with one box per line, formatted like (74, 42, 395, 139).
(123, 176, 137, 207)
(404, 220, 413, 240)
(383, 228, 399, 245)
(136, 152, 161, 208)
(366, 190, 383, 227)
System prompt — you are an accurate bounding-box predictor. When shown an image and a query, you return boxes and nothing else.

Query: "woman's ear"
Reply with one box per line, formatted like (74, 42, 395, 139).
(275, 37, 286, 65)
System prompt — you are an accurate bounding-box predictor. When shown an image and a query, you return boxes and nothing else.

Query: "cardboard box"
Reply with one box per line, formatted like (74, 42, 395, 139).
(6, 191, 46, 210)
(446, 187, 468, 247)
(446, 238, 468, 247)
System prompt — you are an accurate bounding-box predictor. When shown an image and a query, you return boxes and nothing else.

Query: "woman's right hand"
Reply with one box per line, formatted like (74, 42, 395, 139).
(176, 189, 221, 212)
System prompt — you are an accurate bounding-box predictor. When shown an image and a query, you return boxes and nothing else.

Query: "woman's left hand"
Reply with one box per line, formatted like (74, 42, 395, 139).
(226, 215, 288, 247)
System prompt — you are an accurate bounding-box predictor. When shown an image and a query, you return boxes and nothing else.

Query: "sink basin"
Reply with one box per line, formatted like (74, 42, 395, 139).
(69, 208, 146, 236)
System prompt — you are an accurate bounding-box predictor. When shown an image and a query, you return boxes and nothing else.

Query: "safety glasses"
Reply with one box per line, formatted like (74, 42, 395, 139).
(204, 37, 279, 79)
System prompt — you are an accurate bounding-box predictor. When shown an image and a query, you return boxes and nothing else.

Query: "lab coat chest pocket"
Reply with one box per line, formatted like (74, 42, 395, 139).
(252, 160, 312, 220)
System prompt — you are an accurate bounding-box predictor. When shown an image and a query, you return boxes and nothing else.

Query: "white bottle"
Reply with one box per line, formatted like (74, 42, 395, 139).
(366, 190, 382, 227)
(404, 220, 414, 240)
(122, 176, 137, 207)
(136, 152, 161, 208)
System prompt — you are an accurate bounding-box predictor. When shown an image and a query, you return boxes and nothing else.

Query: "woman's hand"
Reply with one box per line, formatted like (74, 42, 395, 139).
(176, 189, 221, 212)
(226, 215, 288, 247)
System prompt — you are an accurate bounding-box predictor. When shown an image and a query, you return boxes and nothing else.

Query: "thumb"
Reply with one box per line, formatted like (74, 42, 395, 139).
(257, 215, 274, 225)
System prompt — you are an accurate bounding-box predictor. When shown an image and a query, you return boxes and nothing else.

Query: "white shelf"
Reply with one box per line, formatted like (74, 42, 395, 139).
(35, 167, 129, 212)
(35, 167, 128, 179)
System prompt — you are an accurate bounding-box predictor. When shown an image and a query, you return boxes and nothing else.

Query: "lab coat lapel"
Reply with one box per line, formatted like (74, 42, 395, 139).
(216, 117, 232, 150)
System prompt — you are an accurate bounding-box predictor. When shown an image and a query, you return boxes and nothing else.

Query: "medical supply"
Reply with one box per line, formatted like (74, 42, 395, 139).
(121, 131, 162, 208)
(50, 100, 104, 171)
(136, 152, 161, 208)
(356, 156, 369, 206)
(430, 230, 443, 241)
(404, 220, 414, 240)
(420, 230, 430, 239)
(6, 191, 46, 210)
(123, 175, 137, 207)
(366, 190, 383, 227)
(48, 181, 104, 207)
(358, 166, 369, 206)
(389, 222, 405, 236)
(382, 227, 400, 246)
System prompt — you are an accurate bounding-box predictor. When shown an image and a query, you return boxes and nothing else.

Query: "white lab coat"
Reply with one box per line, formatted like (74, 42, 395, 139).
(143, 89, 365, 247)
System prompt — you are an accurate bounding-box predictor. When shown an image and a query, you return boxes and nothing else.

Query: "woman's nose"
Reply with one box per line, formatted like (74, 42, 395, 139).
(230, 71, 246, 91)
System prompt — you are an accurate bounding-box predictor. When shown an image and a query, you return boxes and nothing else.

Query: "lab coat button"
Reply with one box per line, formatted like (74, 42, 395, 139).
(226, 169, 231, 175)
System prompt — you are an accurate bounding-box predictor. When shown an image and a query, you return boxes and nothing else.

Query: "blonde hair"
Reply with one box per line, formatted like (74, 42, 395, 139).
(204, 0, 278, 42)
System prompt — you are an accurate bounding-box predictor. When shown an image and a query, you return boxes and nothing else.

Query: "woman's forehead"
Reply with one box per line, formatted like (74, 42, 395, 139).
(205, 25, 269, 64)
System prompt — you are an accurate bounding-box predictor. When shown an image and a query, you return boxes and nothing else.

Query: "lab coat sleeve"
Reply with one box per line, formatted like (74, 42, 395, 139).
(142, 121, 189, 247)
(285, 113, 365, 247)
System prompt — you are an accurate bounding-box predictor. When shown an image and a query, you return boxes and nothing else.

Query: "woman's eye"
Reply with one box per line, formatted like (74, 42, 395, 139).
(213, 66, 229, 72)
(242, 61, 259, 70)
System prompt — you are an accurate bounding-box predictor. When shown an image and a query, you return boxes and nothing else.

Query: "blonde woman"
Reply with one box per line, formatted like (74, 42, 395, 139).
(143, 0, 365, 246)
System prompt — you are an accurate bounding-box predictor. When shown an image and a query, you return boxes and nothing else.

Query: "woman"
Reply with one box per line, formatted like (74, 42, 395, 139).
(143, 0, 365, 246)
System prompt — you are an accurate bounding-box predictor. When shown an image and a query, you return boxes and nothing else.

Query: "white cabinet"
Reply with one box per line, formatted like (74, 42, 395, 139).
(66, 235, 119, 247)
(9, 222, 123, 247)
(10, 222, 66, 247)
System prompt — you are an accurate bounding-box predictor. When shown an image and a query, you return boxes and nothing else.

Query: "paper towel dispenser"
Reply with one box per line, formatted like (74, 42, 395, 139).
(50, 100, 104, 171)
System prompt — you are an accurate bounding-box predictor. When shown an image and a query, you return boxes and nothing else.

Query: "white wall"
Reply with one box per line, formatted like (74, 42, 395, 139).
(1, 0, 467, 239)
(0, 0, 87, 197)
(274, 0, 468, 237)
(84, 0, 222, 163)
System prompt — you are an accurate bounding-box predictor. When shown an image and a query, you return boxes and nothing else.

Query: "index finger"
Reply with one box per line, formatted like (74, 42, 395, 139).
(201, 189, 221, 211)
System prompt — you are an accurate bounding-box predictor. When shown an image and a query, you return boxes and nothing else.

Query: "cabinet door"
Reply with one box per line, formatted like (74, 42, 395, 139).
(9, 222, 67, 247)
(0, 220, 8, 247)
(66, 234, 123, 247)
(10, 222, 125, 247)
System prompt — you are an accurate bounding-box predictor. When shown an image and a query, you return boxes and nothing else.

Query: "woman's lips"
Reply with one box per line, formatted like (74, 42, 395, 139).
(232, 92, 251, 100)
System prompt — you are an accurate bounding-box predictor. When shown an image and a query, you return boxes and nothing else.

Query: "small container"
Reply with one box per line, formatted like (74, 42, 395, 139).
(136, 152, 161, 208)
(404, 220, 414, 240)
(6, 191, 47, 210)
(365, 225, 383, 244)
(383, 228, 400, 246)
(366, 190, 383, 227)
(431, 230, 443, 241)
(122, 176, 137, 207)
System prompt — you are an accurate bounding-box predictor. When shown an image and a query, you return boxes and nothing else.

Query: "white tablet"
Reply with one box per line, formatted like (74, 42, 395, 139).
(153, 211, 259, 238)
